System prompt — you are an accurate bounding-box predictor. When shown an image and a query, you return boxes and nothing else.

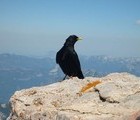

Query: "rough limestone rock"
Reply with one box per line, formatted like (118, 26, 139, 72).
(0, 112, 6, 120)
(7, 73, 140, 120)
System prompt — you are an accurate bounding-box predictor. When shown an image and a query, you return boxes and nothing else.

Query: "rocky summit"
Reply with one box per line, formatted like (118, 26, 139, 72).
(7, 73, 140, 120)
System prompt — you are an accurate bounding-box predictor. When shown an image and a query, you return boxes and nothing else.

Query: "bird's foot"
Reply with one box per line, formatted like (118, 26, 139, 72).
(69, 76, 73, 79)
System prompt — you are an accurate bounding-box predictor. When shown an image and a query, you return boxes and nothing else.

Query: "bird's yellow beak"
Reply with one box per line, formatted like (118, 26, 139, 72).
(77, 37, 82, 40)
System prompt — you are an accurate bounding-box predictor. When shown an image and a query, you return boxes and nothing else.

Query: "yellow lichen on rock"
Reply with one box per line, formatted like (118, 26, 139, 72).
(80, 80, 101, 93)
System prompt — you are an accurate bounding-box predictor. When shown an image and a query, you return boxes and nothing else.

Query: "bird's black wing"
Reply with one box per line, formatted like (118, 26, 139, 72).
(56, 48, 62, 64)
(56, 46, 68, 74)
(65, 47, 84, 79)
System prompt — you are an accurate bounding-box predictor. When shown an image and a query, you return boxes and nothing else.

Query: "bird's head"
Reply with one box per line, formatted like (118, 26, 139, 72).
(64, 35, 82, 46)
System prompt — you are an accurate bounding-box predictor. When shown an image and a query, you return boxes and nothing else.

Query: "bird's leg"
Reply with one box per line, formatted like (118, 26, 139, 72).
(59, 75, 67, 82)
(69, 76, 73, 79)
(63, 75, 67, 80)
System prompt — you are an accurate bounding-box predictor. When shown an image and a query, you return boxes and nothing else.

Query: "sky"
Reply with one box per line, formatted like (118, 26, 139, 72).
(0, 0, 140, 57)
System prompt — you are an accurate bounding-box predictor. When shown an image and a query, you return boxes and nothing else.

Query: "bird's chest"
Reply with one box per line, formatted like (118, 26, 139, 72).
(67, 47, 76, 55)
(61, 47, 77, 61)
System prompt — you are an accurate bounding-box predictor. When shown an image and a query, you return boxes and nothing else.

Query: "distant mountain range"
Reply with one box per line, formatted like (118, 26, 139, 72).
(0, 53, 140, 119)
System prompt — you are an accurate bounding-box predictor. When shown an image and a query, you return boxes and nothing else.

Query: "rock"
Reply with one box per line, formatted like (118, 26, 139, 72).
(0, 112, 6, 120)
(7, 73, 140, 120)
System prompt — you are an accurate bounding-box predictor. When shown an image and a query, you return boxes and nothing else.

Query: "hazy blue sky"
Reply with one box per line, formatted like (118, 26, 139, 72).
(0, 0, 140, 57)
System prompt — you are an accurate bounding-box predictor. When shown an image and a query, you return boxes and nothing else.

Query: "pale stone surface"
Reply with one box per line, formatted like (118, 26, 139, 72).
(0, 112, 6, 120)
(7, 73, 140, 120)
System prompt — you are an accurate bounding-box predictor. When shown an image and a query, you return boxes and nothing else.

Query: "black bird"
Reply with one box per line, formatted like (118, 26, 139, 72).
(56, 35, 84, 80)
